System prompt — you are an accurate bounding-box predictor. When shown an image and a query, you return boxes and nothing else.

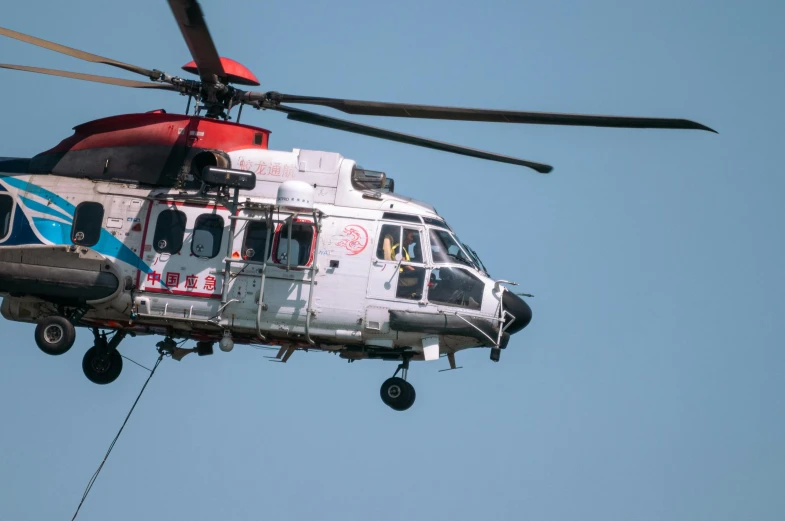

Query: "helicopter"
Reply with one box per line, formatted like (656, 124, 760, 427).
(0, 0, 714, 411)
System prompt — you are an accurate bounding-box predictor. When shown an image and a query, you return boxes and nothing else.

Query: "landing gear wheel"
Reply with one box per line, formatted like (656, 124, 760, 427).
(34, 316, 76, 356)
(405, 381, 416, 407)
(380, 377, 416, 411)
(82, 346, 123, 385)
(490, 347, 501, 362)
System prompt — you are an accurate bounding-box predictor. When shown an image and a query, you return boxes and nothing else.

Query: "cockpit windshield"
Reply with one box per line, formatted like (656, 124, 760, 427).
(462, 244, 490, 276)
(429, 229, 478, 269)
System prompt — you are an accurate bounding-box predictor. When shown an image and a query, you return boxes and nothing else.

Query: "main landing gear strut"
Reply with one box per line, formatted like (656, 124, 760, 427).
(34, 313, 130, 384)
(380, 357, 416, 411)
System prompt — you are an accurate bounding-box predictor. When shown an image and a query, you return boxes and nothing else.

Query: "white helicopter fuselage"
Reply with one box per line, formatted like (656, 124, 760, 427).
(0, 143, 530, 367)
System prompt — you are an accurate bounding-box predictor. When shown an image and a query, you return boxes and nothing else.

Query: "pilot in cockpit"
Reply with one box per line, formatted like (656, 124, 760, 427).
(395, 230, 423, 298)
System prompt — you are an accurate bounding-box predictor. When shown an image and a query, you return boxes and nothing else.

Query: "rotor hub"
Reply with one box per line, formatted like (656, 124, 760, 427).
(181, 57, 259, 86)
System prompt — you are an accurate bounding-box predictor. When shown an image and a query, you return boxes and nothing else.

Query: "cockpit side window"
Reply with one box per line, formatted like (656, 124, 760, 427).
(429, 229, 475, 268)
(376, 225, 425, 263)
(428, 267, 483, 309)
(376, 223, 426, 300)
(72, 201, 104, 247)
(400, 228, 424, 263)
(377, 224, 402, 261)
(396, 228, 426, 300)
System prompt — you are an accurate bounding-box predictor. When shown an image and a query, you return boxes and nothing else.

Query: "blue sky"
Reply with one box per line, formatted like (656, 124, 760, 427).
(1, 0, 783, 520)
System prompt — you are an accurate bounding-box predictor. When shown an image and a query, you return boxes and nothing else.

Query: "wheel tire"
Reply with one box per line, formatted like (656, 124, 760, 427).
(380, 377, 415, 411)
(34, 316, 76, 356)
(390, 381, 416, 411)
(406, 381, 416, 408)
(82, 346, 123, 385)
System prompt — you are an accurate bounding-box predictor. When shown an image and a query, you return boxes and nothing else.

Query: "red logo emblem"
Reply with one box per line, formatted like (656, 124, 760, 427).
(336, 225, 369, 256)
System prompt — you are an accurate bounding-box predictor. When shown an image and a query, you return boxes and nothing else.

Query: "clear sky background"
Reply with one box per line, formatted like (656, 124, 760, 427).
(0, 0, 783, 520)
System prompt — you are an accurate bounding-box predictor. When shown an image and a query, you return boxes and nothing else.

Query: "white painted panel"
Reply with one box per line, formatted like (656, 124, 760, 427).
(422, 336, 440, 361)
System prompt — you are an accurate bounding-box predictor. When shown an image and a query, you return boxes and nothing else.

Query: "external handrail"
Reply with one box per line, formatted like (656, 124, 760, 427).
(441, 310, 499, 347)
(303, 209, 322, 345)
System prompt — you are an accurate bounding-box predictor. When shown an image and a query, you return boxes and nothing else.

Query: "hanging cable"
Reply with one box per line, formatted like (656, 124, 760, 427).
(120, 354, 153, 373)
(70, 352, 165, 521)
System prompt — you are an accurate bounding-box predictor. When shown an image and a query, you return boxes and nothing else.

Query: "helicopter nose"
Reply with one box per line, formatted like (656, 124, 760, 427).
(502, 291, 532, 334)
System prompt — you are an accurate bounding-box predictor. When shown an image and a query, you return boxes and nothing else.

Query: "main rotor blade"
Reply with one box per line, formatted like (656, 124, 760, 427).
(0, 64, 176, 90)
(0, 26, 157, 78)
(167, 0, 225, 84)
(272, 105, 553, 173)
(271, 94, 717, 133)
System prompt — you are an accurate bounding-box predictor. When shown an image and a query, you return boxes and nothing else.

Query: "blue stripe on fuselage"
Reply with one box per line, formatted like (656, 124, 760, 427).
(19, 195, 73, 222)
(0, 174, 151, 273)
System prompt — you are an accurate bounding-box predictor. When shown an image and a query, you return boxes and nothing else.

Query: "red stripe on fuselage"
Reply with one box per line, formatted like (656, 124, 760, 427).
(142, 287, 222, 299)
(38, 112, 271, 155)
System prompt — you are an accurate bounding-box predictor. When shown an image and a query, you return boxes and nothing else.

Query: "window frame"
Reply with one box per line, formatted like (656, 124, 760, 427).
(376, 223, 402, 262)
(399, 227, 426, 265)
(376, 223, 429, 265)
(241, 220, 273, 263)
(394, 225, 427, 300)
(426, 266, 484, 310)
(428, 227, 478, 269)
(191, 213, 225, 259)
(271, 218, 317, 268)
(71, 201, 104, 247)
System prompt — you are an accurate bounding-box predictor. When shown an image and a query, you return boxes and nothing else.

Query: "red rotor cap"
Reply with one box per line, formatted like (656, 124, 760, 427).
(181, 57, 260, 86)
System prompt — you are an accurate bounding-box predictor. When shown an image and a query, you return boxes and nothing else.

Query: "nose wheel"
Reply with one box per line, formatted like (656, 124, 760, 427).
(82, 347, 123, 385)
(380, 358, 416, 411)
(490, 347, 501, 362)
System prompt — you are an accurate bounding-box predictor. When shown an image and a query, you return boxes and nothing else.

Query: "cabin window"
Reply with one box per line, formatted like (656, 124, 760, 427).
(71, 201, 104, 247)
(428, 267, 483, 310)
(242, 221, 271, 262)
(192, 214, 224, 258)
(0, 194, 13, 239)
(153, 208, 187, 254)
(274, 221, 315, 267)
